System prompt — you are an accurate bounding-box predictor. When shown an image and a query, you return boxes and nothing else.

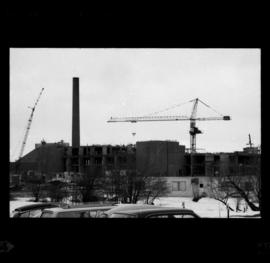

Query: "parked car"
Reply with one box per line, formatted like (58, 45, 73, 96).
(40, 205, 114, 218)
(105, 204, 155, 216)
(11, 203, 67, 218)
(105, 204, 200, 218)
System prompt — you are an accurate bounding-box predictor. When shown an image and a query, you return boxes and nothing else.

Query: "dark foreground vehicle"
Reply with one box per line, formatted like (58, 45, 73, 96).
(105, 204, 200, 218)
(11, 203, 67, 218)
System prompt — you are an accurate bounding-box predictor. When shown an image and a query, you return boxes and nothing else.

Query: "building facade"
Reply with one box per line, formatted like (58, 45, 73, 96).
(12, 140, 68, 181)
(13, 139, 260, 197)
(136, 140, 186, 177)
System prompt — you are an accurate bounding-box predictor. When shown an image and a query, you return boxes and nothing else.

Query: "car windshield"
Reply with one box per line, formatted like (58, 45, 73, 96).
(109, 213, 137, 218)
(19, 211, 30, 217)
(146, 214, 197, 218)
(29, 209, 43, 217)
(57, 212, 82, 218)
(40, 211, 54, 218)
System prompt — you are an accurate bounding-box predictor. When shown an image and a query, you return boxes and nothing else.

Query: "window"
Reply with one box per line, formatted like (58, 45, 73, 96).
(172, 182, 179, 191)
(89, 211, 98, 218)
(80, 211, 91, 218)
(183, 215, 197, 218)
(110, 213, 136, 218)
(29, 209, 42, 217)
(40, 211, 54, 218)
(97, 211, 107, 218)
(172, 181, 186, 191)
(191, 178, 199, 184)
(179, 181, 186, 191)
(85, 159, 90, 166)
(57, 212, 81, 218)
(94, 157, 102, 165)
(200, 183, 204, 188)
(148, 214, 170, 218)
(173, 214, 184, 218)
(173, 214, 197, 218)
(19, 211, 30, 217)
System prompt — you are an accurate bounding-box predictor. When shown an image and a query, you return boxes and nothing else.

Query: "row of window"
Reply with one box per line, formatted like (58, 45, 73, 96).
(83, 157, 128, 166)
(172, 181, 186, 191)
(82, 147, 134, 155)
(172, 181, 204, 192)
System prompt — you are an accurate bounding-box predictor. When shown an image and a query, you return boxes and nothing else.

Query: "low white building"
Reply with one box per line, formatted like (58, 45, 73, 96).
(163, 176, 212, 197)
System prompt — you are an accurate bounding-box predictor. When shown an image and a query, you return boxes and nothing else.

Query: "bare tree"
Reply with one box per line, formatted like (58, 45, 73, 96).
(75, 166, 104, 202)
(207, 161, 261, 217)
(144, 176, 170, 204)
(226, 174, 260, 212)
(123, 170, 144, 203)
(69, 182, 82, 204)
(101, 169, 125, 202)
(221, 160, 261, 212)
(106, 169, 145, 204)
(25, 171, 45, 202)
(101, 169, 169, 204)
(208, 176, 236, 217)
(45, 180, 69, 203)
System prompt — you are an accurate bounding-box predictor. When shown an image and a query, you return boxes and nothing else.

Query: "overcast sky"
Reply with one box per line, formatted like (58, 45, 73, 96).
(10, 48, 260, 161)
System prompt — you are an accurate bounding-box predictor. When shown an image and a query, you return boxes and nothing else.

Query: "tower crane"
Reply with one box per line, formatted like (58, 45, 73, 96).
(17, 88, 44, 160)
(108, 98, 231, 153)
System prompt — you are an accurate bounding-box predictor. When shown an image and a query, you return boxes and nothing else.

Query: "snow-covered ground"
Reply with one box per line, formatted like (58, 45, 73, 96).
(10, 197, 260, 218)
(153, 197, 260, 218)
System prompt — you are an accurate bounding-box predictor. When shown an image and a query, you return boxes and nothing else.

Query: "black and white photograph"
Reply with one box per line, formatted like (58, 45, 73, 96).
(9, 48, 261, 219)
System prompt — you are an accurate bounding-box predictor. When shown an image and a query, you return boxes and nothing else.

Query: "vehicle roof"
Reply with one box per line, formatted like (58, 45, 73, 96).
(105, 204, 195, 215)
(42, 205, 114, 213)
(68, 203, 117, 208)
(14, 203, 60, 211)
(112, 207, 196, 215)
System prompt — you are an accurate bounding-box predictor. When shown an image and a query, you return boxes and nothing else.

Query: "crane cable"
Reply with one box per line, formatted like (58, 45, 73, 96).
(143, 99, 194, 117)
(198, 99, 224, 117)
(140, 98, 224, 118)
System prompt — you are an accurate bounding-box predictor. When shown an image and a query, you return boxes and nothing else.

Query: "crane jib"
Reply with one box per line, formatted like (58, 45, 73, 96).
(108, 116, 231, 122)
(107, 98, 231, 154)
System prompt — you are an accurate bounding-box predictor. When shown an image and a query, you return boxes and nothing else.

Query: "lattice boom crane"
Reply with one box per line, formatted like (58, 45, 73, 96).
(18, 88, 44, 160)
(108, 98, 231, 153)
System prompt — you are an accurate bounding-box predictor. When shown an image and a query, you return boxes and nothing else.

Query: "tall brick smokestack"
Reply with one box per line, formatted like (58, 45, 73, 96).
(72, 77, 80, 148)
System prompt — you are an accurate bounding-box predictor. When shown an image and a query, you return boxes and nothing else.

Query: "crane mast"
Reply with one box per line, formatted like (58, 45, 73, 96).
(189, 99, 202, 153)
(247, 134, 253, 148)
(18, 88, 44, 160)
